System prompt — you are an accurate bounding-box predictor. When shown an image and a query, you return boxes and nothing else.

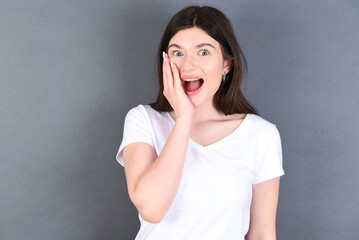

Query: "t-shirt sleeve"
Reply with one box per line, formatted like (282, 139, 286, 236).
(253, 126, 285, 184)
(115, 105, 155, 167)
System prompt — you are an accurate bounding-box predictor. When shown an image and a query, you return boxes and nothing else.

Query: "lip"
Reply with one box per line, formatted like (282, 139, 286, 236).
(180, 75, 202, 80)
(182, 79, 204, 96)
(184, 83, 203, 96)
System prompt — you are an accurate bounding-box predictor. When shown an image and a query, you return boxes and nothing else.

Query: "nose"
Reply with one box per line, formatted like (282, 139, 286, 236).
(178, 54, 197, 72)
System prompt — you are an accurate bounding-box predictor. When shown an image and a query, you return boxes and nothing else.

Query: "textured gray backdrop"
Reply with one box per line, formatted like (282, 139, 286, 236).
(1, 0, 358, 239)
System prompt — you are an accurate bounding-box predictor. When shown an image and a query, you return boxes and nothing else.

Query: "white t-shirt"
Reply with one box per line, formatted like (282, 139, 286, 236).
(116, 104, 285, 240)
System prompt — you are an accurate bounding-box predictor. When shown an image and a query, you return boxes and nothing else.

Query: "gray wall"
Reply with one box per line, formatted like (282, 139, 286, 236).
(1, 0, 358, 239)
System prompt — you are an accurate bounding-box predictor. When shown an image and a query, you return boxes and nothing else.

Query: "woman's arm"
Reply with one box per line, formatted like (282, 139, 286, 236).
(123, 117, 191, 223)
(123, 53, 194, 224)
(246, 177, 281, 240)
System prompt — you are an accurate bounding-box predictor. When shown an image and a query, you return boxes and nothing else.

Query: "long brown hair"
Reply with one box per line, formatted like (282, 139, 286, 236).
(149, 5, 258, 116)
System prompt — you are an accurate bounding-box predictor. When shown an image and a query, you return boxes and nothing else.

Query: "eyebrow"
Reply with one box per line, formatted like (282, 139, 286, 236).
(167, 43, 216, 51)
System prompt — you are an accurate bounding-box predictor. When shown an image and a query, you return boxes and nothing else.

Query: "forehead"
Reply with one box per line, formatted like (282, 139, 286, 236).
(168, 27, 220, 48)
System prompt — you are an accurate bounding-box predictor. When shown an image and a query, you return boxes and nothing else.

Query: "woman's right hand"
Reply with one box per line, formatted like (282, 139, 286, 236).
(162, 52, 195, 121)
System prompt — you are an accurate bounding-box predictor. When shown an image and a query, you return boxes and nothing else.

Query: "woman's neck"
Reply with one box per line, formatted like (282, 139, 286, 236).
(170, 100, 225, 125)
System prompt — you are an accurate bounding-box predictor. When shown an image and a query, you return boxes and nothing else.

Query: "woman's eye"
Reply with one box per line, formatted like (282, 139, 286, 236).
(199, 50, 209, 56)
(173, 51, 183, 56)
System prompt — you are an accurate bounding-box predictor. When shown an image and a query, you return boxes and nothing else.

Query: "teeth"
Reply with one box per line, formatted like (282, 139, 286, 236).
(182, 78, 201, 82)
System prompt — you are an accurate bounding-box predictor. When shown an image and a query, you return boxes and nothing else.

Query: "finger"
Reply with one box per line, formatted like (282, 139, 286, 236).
(162, 52, 168, 92)
(164, 53, 174, 91)
(170, 61, 183, 92)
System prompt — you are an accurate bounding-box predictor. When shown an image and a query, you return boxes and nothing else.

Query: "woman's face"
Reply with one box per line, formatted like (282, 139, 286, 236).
(167, 27, 232, 107)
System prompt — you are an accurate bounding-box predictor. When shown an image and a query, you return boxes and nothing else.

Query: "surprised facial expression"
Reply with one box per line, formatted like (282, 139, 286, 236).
(167, 27, 232, 106)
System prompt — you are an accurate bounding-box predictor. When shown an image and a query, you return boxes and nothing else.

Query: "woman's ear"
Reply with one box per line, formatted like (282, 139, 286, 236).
(223, 59, 233, 73)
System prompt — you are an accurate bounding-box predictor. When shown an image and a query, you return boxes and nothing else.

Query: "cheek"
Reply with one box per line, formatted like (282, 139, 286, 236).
(168, 54, 182, 62)
(168, 57, 183, 69)
(202, 59, 223, 76)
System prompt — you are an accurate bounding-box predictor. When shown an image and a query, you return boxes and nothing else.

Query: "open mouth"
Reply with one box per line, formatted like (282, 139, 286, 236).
(180, 78, 204, 92)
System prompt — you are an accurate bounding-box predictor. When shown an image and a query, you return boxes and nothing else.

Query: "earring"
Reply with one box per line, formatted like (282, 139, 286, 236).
(222, 72, 226, 81)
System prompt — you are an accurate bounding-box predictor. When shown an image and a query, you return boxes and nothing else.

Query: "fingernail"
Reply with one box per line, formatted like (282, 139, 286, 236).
(162, 51, 165, 61)
(170, 61, 174, 68)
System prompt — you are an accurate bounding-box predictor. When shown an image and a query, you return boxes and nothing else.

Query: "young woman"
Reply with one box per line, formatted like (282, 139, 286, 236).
(116, 5, 284, 240)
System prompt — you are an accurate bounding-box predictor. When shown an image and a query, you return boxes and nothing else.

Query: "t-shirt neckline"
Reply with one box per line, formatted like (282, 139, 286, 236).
(165, 111, 251, 151)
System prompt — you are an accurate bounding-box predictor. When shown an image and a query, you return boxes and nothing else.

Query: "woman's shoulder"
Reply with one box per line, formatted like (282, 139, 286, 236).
(125, 104, 168, 122)
(126, 104, 154, 114)
(134, 104, 165, 116)
(246, 113, 279, 137)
